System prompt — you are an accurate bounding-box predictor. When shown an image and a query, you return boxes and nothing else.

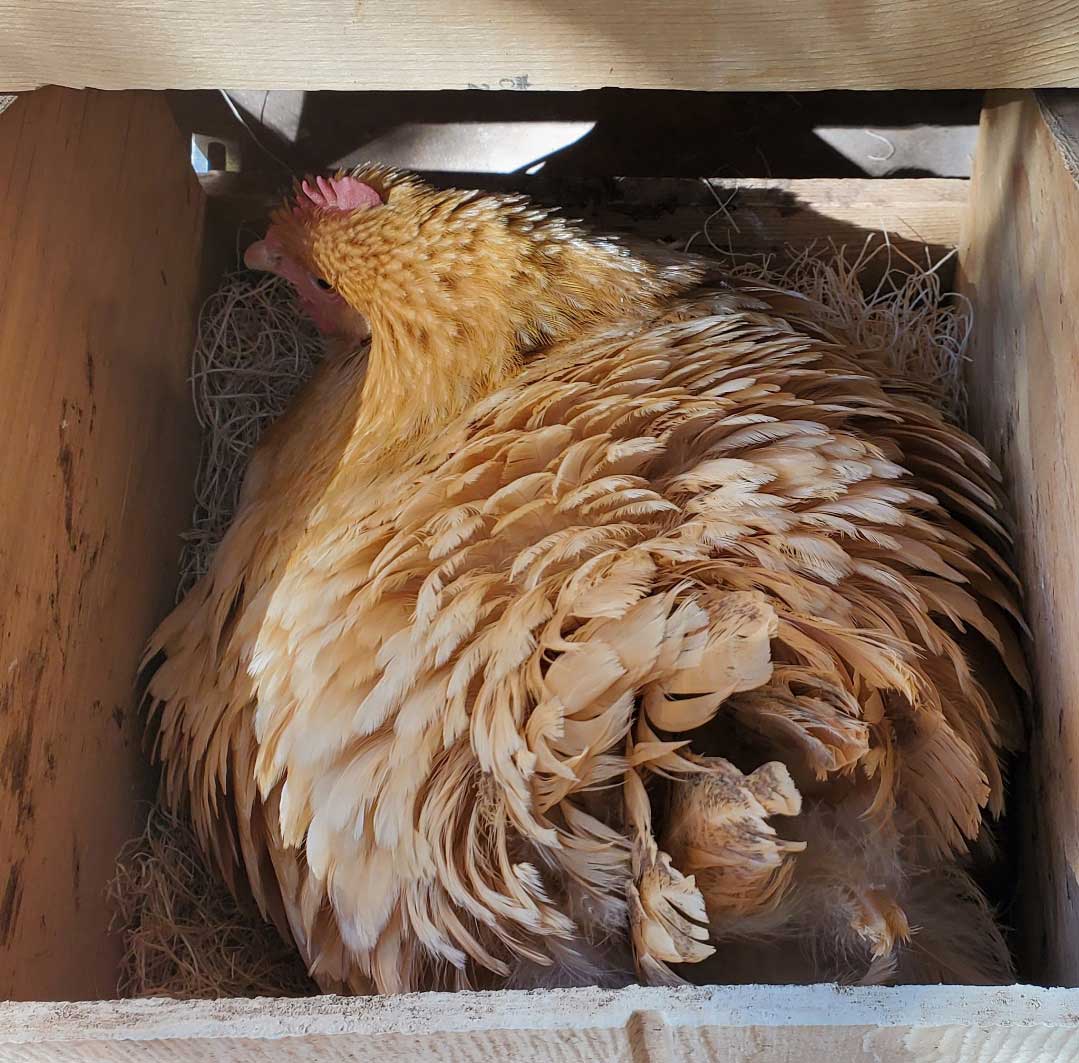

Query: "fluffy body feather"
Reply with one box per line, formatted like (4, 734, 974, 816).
(146, 168, 1025, 992)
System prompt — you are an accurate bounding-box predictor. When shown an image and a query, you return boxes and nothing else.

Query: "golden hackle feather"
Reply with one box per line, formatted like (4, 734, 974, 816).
(144, 168, 1026, 991)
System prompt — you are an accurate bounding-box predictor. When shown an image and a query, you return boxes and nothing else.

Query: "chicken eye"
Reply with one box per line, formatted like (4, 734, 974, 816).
(314, 277, 333, 291)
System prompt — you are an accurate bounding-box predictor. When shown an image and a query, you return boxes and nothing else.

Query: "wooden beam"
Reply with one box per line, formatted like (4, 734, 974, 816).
(0, 87, 205, 999)
(957, 89, 1079, 987)
(2, 1, 1079, 92)
(1, 985, 1078, 1061)
(540, 177, 965, 273)
(204, 173, 967, 285)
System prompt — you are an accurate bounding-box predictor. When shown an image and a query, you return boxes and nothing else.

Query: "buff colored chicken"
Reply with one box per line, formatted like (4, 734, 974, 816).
(144, 168, 1026, 994)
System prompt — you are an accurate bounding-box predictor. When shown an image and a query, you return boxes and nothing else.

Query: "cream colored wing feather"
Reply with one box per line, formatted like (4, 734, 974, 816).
(146, 229, 1024, 990)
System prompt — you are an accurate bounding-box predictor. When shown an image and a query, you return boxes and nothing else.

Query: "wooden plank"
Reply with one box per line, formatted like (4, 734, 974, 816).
(0, 88, 205, 999)
(1, 985, 1077, 1061)
(1038, 90, 1079, 181)
(957, 90, 1079, 987)
(204, 173, 967, 283)
(534, 177, 965, 273)
(2, 1, 1079, 92)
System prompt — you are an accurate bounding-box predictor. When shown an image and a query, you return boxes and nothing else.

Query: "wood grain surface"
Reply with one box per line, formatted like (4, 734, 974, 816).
(2, 1, 1079, 92)
(2, 984, 1078, 1061)
(958, 89, 1079, 988)
(0, 87, 205, 999)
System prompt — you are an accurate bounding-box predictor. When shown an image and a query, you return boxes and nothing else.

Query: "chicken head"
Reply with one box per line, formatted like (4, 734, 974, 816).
(244, 175, 373, 342)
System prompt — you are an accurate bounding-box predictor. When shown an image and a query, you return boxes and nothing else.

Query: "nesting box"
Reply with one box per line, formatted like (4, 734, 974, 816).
(2, 67, 1079, 1059)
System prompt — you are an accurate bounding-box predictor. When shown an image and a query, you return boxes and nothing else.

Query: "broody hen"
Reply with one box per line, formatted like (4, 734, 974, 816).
(145, 168, 1026, 994)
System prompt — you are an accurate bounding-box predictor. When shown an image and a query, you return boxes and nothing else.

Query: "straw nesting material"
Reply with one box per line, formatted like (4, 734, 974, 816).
(177, 271, 326, 597)
(765, 238, 970, 422)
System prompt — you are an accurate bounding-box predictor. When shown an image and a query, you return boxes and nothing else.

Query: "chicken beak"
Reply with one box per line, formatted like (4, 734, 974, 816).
(244, 239, 282, 273)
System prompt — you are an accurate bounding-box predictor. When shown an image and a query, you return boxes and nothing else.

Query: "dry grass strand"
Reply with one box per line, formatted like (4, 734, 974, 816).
(109, 805, 315, 998)
(178, 271, 325, 595)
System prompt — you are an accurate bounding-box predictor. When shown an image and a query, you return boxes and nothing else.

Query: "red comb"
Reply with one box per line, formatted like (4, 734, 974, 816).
(300, 174, 382, 212)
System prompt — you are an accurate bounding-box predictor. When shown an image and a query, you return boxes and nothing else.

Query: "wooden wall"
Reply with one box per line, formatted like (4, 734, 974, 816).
(958, 90, 1079, 987)
(0, 88, 205, 999)
(2, 0, 1079, 92)
(2, 984, 1079, 1061)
